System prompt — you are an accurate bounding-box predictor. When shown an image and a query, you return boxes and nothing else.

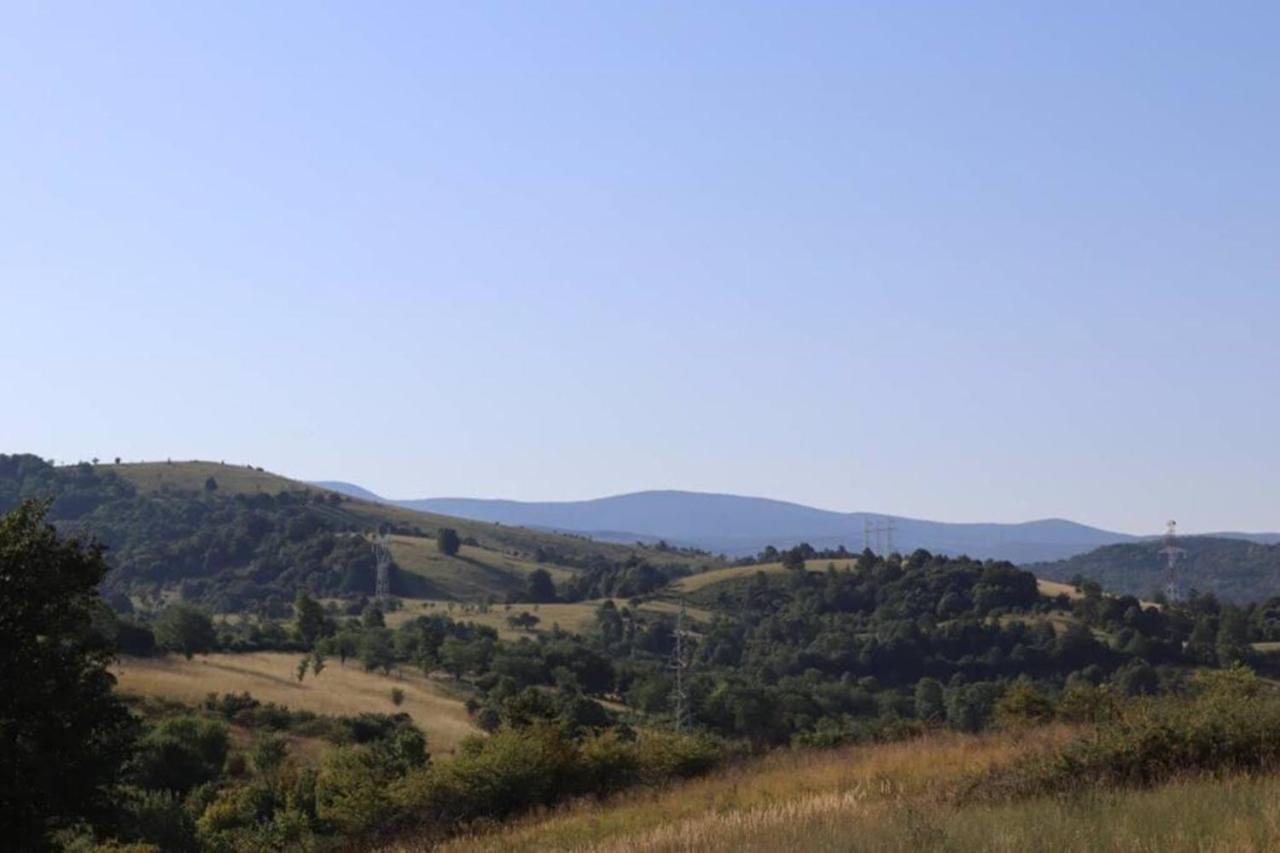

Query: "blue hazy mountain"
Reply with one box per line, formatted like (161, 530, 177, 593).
(310, 485, 1151, 563)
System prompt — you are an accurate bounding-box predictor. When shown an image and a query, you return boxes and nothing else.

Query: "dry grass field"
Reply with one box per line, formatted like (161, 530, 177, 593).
(672, 559, 858, 593)
(113, 652, 478, 752)
(386, 598, 711, 639)
(100, 460, 308, 495)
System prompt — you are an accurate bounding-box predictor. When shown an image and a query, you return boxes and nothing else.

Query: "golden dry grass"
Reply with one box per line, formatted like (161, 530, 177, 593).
(672, 559, 857, 593)
(100, 460, 308, 495)
(385, 598, 711, 639)
(433, 727, 1076, 853)
(113, 652, 478, 752)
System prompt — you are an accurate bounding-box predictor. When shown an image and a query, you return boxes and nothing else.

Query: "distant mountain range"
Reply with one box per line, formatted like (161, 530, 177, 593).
(311, 484, 1274, 564)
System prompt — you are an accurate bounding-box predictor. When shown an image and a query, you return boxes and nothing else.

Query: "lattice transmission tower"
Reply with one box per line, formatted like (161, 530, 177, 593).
(669, 605, 700, 731)
(372, 529, 393, 602)
(1158, 520, 1186, 602)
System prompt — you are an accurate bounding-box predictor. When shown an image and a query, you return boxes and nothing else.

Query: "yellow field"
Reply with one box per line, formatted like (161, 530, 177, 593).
(384, 534, 578, 600)
(672, 559, 858, 593)
(100, 460, 308, 495)
(386, 598, 711, 639)
(113, 652, 478, 752)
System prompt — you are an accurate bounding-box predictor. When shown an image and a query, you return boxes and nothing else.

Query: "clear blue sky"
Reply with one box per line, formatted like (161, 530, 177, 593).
(2, 2, 1277, 534)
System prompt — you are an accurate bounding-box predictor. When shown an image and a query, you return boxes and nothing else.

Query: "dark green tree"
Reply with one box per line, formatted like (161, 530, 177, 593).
(0, 501, 137, 849)
(203, 476, 218, 493)
(293, 589, 328, 647)
(436, 527, 461, 557)
(155, 604, 216, 660)
(527, 568, 556, 603)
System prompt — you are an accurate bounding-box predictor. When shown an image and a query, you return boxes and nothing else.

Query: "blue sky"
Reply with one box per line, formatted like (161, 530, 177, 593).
(2, 2, 1277, 534)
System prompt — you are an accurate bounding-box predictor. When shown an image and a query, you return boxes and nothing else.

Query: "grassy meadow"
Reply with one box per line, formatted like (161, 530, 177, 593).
(112, 651, 478, 752)
(422, 724, 1280, 853)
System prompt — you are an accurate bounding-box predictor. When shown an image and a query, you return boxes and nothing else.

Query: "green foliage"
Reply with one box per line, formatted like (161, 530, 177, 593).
(976, 666, 1280, 800)
(249, 735, 289, 777)
(154, 605, 216, 660)
(993, 680, 1055, 729)
(436, 527, 461, 557)
(1038, 537, 1280, 603)
(0, 500, 137, 850)
(115, 787, 198, 852)
(131, 716, 230, 794)
(527, 567, 557, 603)
(913, 677, 945, 723)
(292, 590, 328, 647)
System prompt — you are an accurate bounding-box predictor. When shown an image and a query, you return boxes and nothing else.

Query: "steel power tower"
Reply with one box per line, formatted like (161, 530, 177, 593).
(372, 530, 393, 602)
(1158, 520, 1186, 602)
(669, 606, 699, 731)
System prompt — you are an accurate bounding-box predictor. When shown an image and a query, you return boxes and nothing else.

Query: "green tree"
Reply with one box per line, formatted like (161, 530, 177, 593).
(293, 589, 328, 647)
(358, 628, 396, 675)
(913, 677, 946, 723)
(0, 501, 137, 849)
(361, 602, 385, 629)
(527, 568, 557, 603)
(203, 476, 219, 493)
(437, 527, 461, 557)
(155, 604, 217, 660)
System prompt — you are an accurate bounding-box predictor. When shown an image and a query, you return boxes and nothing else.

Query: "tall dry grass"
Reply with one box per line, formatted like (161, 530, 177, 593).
(431, 727, 1073, 853)
(423, 724, 1280, 852)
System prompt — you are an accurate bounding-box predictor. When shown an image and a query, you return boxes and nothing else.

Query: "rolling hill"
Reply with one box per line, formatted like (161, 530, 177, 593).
(314, 485, 1137, 563)
(1032, 537, 1280, 603)
(0, 455, 719, 611)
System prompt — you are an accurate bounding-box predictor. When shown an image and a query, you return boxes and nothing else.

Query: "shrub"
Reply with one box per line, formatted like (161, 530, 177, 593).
(131, 717, 229, 794)
(403, 724, 578, 825)
(632, 729, 729, 784)
(971, 666, 1280, 801)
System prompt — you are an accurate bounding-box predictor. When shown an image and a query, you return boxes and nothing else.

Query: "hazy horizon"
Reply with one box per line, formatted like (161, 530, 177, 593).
(4, 3, 1277, 535)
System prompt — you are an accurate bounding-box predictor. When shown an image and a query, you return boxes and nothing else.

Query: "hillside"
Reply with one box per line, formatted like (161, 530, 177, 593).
(1032, 537, 1280, 603)
(326, 487, 1137, 562)
(0, 455, 718, 612)
(113, 651, 477, 751)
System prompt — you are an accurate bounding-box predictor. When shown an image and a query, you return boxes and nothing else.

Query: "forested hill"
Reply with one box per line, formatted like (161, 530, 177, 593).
(1032, 537, 1280, 603)
(0, 455, 714, 613)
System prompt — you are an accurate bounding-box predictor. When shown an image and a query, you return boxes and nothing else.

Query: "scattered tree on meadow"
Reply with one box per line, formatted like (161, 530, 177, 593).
(436, 527, 461, 557)
(527, 568, 556, 603)
(293, 589, 328, 647)
(155, 604, 217, 660)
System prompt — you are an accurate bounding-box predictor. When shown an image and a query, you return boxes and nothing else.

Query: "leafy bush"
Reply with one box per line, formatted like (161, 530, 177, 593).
(131, 717, 229, 794)
(972, 665, 1280, 801)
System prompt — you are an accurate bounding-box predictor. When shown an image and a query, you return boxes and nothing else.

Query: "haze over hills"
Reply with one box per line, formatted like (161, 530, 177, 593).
(311, 484, 1137, 563)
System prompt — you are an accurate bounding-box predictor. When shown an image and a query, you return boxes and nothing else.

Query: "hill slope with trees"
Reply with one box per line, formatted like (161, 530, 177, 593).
(1032, 537, 1280, 603)
(0, 455, 717, 614)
